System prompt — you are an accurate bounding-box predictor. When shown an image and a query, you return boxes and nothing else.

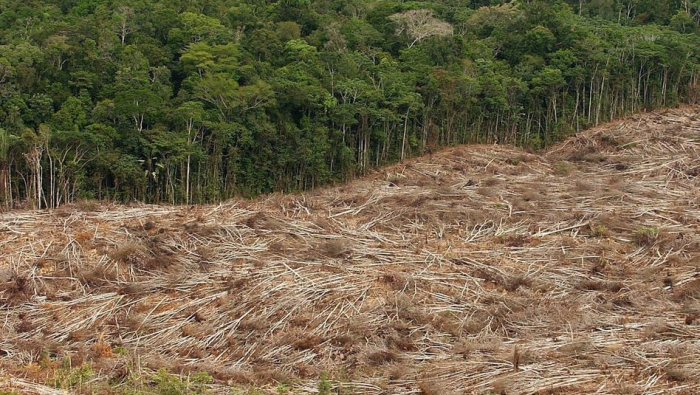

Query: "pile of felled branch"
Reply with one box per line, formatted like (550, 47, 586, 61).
(1, 106, 698, 394)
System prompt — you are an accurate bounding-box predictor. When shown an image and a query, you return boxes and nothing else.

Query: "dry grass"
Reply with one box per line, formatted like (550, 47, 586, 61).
(0, 107, 699, 394)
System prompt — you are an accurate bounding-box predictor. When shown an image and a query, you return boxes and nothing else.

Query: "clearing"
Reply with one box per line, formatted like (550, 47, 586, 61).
(1, 107, 699, 394)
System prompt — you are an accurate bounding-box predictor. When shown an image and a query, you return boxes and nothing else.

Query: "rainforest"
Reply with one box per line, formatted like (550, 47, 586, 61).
(0, 0, 698, 207)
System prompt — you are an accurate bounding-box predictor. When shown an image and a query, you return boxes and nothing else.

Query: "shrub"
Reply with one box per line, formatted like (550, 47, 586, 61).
(318, 373, 332, 395)
(113, 345, 129, 356)
(590, 224, 610, 238)
(554, 162, 572, 176)
(505, 157, 520, 166)
(52, 365, 94, 389)
(632, 227, 660, 246)
(148, 368, 212, 395)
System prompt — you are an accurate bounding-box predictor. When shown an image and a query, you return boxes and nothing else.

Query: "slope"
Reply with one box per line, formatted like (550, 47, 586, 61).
(1, 107, 699, 394)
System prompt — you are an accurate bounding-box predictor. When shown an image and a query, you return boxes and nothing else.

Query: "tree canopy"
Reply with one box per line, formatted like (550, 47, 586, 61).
(0, 0, 697, 207)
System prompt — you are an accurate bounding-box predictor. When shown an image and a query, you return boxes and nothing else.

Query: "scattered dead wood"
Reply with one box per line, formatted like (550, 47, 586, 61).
(0, 106, 699, 394)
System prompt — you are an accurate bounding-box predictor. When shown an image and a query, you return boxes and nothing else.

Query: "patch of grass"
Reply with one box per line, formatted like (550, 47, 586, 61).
(52, 365, 94, 389)
(150, 368, 189, 395)
(276, 382, 291, 394)
(632, 226, 660, 246)
(318, 373, 332, 395)
(505, 157, 520, 166)
(590, 224, 610, 238)
(590, 257, 609, 274)
(554, 162, 572, 176)
(113, 345, 129, 356)
(145, 368, 212, 395)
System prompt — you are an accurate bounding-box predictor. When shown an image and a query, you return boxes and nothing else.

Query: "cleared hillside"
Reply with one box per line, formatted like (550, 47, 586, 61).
(1, 107, 699, 394)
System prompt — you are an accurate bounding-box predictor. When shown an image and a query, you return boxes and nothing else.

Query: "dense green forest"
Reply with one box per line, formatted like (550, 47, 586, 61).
(0, 0, 698, 207)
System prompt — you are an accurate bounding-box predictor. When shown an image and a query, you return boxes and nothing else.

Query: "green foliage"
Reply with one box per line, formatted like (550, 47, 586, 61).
(633, 226, 661, 246)
(117, 367, 213, 395)
(318, 373, 333, 395)
(670, 10, 698, 34)
(52, 365, 94, 389)
(113, 345, 129, 355)
(151, 369, 189, 395)
(505, 157, 520, 166)
(123, 369, 212, 395)
(276, 382, 291, 394)
(554, 162, 572, 176)
(590, 224, 610, 238)
(0, 0, 697, 208)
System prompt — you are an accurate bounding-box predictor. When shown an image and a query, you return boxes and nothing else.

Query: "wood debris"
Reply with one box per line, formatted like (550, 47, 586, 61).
(1, 107, 699, 393)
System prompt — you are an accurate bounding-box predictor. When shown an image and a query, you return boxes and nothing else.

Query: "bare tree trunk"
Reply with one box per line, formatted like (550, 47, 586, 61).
(27, 146, 44, 209)
(401, 107, 410, 161)
(0, 165, 8, 209)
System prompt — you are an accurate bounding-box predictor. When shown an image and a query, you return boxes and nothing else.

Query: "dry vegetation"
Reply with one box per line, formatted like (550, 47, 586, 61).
(1, 107, 699, 394)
